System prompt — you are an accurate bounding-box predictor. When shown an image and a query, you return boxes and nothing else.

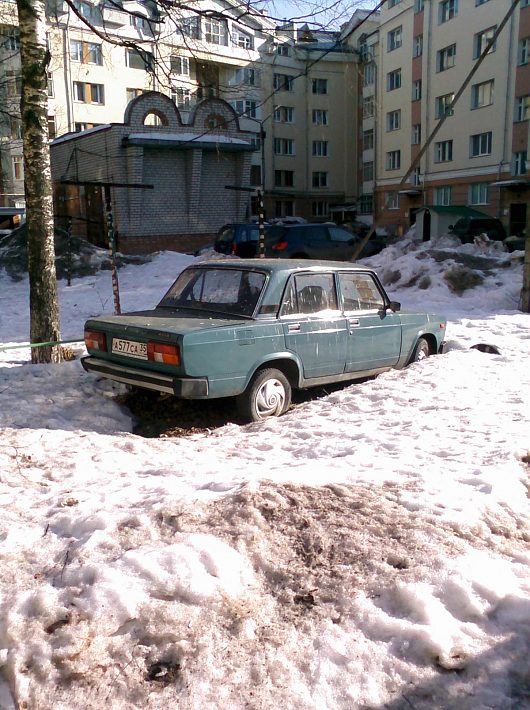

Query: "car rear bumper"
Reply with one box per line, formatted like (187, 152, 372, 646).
(81, 356, 208, 397)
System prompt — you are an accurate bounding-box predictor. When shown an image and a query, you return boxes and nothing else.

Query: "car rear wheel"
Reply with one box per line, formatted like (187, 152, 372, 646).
(237, 368, 292, 422)
(411, 337, 430, 363)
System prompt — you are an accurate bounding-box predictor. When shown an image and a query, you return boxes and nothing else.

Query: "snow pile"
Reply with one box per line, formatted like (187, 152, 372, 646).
(0, 238, 529, 709)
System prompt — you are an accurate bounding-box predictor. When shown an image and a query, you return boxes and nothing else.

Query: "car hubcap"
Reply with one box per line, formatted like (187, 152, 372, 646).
(255, 379, 286, 418)
(417, 346, 428, 361)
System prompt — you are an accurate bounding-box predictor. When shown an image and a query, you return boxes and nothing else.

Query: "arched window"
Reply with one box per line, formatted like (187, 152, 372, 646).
(142, 110, 168, 127)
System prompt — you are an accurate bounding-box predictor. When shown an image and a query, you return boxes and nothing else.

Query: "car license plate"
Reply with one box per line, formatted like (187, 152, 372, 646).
(112, 338, 147, 359)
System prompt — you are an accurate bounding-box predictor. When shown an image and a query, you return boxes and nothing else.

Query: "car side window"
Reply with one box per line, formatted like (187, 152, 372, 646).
(328, 226, 354, 243)
(296, 226, 327, 241)
(281, 273, 338, 315)
(339, 272, 384, 311)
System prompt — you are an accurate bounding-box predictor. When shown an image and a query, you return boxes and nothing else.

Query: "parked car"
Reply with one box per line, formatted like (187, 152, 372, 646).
(194, 223, 266, 258)
(263, 223, 386, 260)
(448, 217, 507, 243)
(82, 260, 446, 422)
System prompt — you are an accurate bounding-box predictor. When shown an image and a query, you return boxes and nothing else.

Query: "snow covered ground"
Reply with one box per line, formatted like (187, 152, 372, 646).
(0, 233, 529, 709)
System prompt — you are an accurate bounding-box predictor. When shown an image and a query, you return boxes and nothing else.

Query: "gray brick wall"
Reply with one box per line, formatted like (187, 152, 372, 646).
(51, 92, 254, 252)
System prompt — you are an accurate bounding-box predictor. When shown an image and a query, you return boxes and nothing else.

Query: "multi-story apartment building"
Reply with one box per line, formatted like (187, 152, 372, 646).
(373, 0, 530, 237)
(0, 0, 275, 211)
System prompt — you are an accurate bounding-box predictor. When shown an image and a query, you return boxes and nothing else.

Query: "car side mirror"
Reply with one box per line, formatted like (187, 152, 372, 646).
(388, 301, 401, 312)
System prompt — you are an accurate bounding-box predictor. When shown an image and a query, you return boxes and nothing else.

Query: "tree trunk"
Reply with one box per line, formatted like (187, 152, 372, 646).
(16, 0, 62, 363)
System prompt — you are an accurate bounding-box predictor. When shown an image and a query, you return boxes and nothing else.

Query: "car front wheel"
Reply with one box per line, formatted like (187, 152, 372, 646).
(237, 368, 292, 422)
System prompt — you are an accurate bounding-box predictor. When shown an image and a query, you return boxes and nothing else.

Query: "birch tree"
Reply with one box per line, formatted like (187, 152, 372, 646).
(16, 0, 61, 363)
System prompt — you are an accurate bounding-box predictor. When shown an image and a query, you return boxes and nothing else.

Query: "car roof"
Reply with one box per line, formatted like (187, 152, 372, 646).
(191, 258, 372, 273)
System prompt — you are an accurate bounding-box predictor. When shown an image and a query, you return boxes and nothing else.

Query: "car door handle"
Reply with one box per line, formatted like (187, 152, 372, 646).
(348, 318, 360, 328)
(287, 323, 301, 332)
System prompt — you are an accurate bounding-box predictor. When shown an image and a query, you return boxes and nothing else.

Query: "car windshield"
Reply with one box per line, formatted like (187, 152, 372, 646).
(158, 267, 267, 317)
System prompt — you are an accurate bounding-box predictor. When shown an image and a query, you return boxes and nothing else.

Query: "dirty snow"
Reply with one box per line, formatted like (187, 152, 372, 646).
(0, 231, 529, 709)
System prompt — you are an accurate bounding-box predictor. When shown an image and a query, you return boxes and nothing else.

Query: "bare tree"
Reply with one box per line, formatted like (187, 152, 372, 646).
(16, 0, 61, 363)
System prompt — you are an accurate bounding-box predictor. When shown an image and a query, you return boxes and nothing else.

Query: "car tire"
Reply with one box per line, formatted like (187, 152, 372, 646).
(410, 337, 430, 363)
(237, 368, 292, 422)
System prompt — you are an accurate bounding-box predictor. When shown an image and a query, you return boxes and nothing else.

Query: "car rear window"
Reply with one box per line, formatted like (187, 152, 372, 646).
(158, 267, 266, 317)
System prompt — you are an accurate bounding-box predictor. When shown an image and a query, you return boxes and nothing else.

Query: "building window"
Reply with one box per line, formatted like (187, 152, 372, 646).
(414, 0, 425, 11)
(312, 78, 328, 95)
(233, 29, 253, 49)
(412, 124, 421, 145)
(125, 48, 154, 71)
(387, 68, 402, 91)
(471, 79, 494, 108)
(10, 117, 22, 140)
(474, 26, 496, 58)
(276, 200, 294, 217)
(73, 0, 99, 21)
(87, 42, 102, 64)
(274, 170, 294, 187)
(434, 186, 452, 206)
(363, 129, 374, 150)
(70, 38, 83, 62)
(76, 82, 104, 103)
(387, 26, 402, 52)
(515, 95, 530, 122)
(386, 150, 401, 170)
(312, 201, 329, 217)
(277, 44, 290, 56)
(250, 134, 261, 151)
(171, 87, 191, 109)
(312, 140, 328, 157)
(312, 171, 328, 188)
(435, 93, 455, 119)
(274, 106, 294, 123)
(363, 96, 374, 118)
(470, 131, 492, 156)
(0, 24, 20, 50)
(126, 87, 143, 102)
(232, 100, 257, 118)
(182, 16, 200, 39)
(435, 139, 453, 162)
(387, 109, 401, 131)
(230, 67, 258, 86)
(47, 72, 54, 98)
(411, 167, 422, 186)
(439, 0, 458, 23)
(388, 0, 402, 6)
(274, 138, 295, 155)
(437, 44, 456, 71)
(6, 71, 22, 97)
(170, 56, 190, 75)
(205, 18, 227, 45)
(363, 62, 376, 87)
(73, 81, 85, 102)
(273, 73, 294, 91)
(47, 115, 56, 140)
(513, 151, 527, 175)
(469, 183, 489, 205)
(12, 155, 24, 180)
(385, 191, 399, 210)
(362, 161, 374, 181)
(250, 165, 261, 186)
(413, 35, 423, 57)
(412, 79, 422, 101)
(518, 38, 530, 65)
(312, 109, 328, 126)
(359, 194, 373, 213)
(130, 14, 147, 30)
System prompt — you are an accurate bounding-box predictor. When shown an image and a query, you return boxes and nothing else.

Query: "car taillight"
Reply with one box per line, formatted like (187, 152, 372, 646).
(272, 241, 288, 251)
(84, 330, 107, 351)
(147, 342, 180, 366)
(232, 243, 237, 255)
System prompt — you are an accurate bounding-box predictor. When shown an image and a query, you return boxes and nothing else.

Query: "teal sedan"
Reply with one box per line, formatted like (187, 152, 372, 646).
(82, 260, 446, 422)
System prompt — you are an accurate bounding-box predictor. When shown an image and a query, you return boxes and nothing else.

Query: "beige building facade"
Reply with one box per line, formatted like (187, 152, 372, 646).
(372, 0, 530, 237)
